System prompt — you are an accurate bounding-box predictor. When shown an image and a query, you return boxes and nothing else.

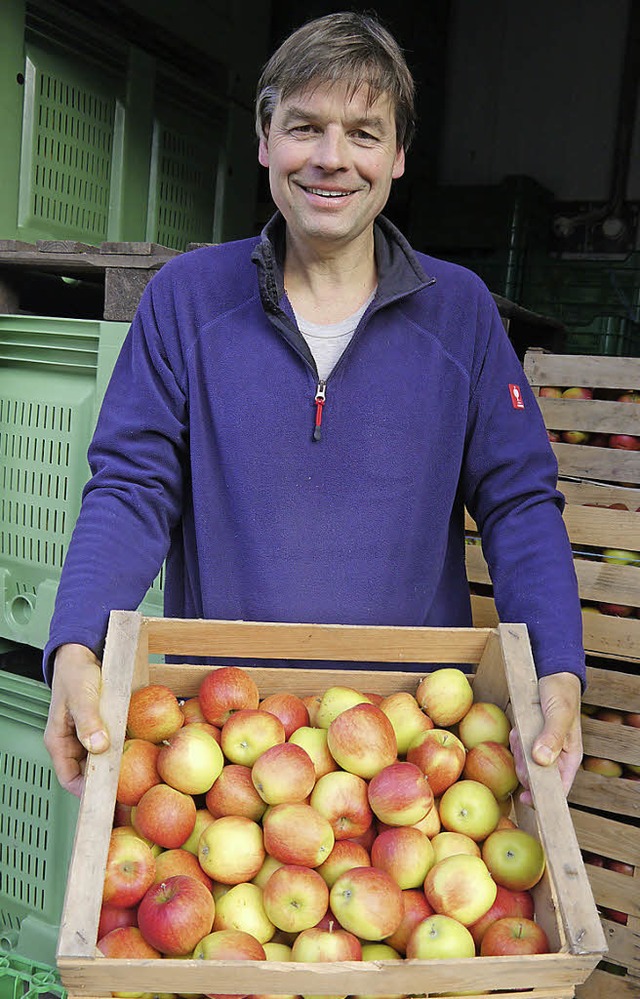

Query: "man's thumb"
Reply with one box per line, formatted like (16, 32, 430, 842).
(74, 699, 110, 754)
(532, 730, 562, 767)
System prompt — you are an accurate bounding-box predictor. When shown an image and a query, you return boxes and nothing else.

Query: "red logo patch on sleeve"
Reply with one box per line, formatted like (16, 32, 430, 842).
(509, 384, 525, 409)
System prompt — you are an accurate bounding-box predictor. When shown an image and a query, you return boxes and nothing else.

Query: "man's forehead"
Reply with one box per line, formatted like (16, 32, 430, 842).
(276, 79, 394, 119)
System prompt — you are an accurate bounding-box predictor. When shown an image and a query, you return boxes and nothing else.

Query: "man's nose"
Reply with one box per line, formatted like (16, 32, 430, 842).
(312, 127, 350, 171)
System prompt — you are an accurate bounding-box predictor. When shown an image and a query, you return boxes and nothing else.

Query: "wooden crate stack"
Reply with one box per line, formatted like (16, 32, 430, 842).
(466, 348, 640, 998)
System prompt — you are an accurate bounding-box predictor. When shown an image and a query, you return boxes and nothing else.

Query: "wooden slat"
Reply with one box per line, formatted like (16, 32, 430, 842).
(559, 479, 640, 510)
(576, 968, 640, 999)
(570, 807, 640, 866)
(563, 505, 640, 549)
(568, 769, 640, 819)
(598, 918, 640, 977)
(573, 560, 640, 606)
(524, 351, 640, 391)
(552, 442, 640, 485)
(581, 715, 640, 767)
(581, 611, 640, 659)
(584, 665, 640, 713)
(584, 866, 640, 918)
(538, 397, 640, 435)
(470, 593, 500, 628)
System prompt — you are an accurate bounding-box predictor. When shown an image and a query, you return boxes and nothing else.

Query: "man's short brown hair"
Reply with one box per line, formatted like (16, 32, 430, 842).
(255, 12, 416, 152)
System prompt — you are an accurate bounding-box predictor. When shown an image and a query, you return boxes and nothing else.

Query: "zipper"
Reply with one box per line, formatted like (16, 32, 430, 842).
(313, 380, 326, 442)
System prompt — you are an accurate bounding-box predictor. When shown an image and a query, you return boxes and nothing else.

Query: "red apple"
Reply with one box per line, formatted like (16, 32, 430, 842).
(194, 929, 265, 999)
(539, 386, 563, 398)
(480, 916, 549, 956)
(582, 756, 624, 777)
(102, 828, 157, 907)
(117, 739, 162, 806)
(330, 867, 403, 941)
(598, 602, 635, 617)
(251, 742, 316, 805)
(97, 925, 160, 958)
(415, 669, 473, 727)
(600, 907, 628, 925)
(562, 387, 593, 399)
(206, 763, 268, 821)
(384, 888, 434, 955)
(316, 840, 371, 888)
(288, 726, 339, 779)
(467, 884, 535, 949)
(153, 848, 213, 890)
(221, 709, 286, 766)
(213, 881, 275, 943)
(547, 430, 561, 443)
(347, 823, 378, 852)
(367, 761, 434, 826)
(625, 713, 640, 727)
(406, 728, 466, 796)
(595, 709, 625, 723)
(185, 720, 222, 743)
(310, 770, 373, 840)
(371, 826, 435, 889)
(291, 923, 362, 961)
(609, 434, 640, 450)
(259, 692, 309, 738)
(97, 903, 138, 939)
(424, 854, 497, 926)
(327, 703, 397, 779)
(198, 666, 260, 726)
(263, 802, 335, 868)
(133, 783, 196, 849)
(126, 685, 184, 743)
(157, 725, 224, 795)
(262, 865, 329, 933)
(462, 741, 519, 800)
(137, 874, 215, 956)
(406, 913, 476, 959)
(379, 691, 434, 755)
(198, 815, 265, 884)
(181, 696, 207, 724)
(302, 694, 323, 727)
(457, 702, 511, 749)
(481, 828, 546, 891)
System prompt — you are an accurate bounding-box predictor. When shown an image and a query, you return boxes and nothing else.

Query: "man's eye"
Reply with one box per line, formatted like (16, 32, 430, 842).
(290, 124, 317, 135)
(353, 130, 378, 142)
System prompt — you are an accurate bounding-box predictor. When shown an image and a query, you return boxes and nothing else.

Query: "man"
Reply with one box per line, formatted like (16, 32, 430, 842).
(43, 12, 584, 802)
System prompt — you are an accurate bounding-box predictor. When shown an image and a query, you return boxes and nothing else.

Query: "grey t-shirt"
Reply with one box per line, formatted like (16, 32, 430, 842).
(294, 290, 376, 381)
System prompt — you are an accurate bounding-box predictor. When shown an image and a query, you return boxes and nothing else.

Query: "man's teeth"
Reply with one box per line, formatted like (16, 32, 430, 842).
(306, 188, 351, 197)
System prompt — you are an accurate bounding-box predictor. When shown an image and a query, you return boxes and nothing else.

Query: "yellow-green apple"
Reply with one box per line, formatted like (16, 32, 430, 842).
(538, 386, 562, 398)
(316, 840, 371, 888)
(355, 943, 403, 999)
(133, 784, 196, 849)
(136, 874, 215, 956)
(198, 815, 265, 884)
(601, 548, 640, 565)
(406, 913, 476, 960)
(263, 941, 292, 960)
(562, 386, 593, 399)
(262, 865, 329, 933)
(291, 923, 362, 961)
(582, 756, 624, 777)
(329, 867, 403, 940)
(157, 726, 224, 795)
(423, 854, 497, 926)
(411, 804, 441, 838)
(252, 854, 284, 889)
(126, 685, 184, 743)
(462, 741, 519, 800)
(198, 666, 260, 726)
(481, 828, 546, 891)
(102, 828, 157, 907)
(259, 692, 310, 738)
(193, 929, 265, 999)
(117, 739, 162, 806)
(263, 802, 335, 867)
(406, 729, 466, 796)
(185, 720, 222, 744)
(310, 771, 373, 840)
(431, 832, 481, 864)
(367, 761, 434, 826)
(303, 694, 323, 726)
(153, 848, 213, 890)
(379, 691, 434, 755)
(439, 780, 501, 841)
(384, 888, 434, 954)
(327, 704, 397, 779)
(181, 808, 216, 855)
(415, 669, 473, 727)
(252, 743, 316, 805)
(371, 826, 435, 889)
(205, 763, 267, 821)
(97, 925, 161, 958)
(457, 702, 511, 749)
(288, 726, 339, 779)
(480, 916, 549, 956)
(213, 882, 275, 943)
(316, 686, 372, 729)
(562, 430, 591, 444)
(468, 884, 535, 949)
(221, 708, 286, 766)
(97, 902, 138, 939)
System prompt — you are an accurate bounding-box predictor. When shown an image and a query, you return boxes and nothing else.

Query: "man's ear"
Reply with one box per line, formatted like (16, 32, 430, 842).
(258, 129, 269, 168)
(392, 146, 405, 180)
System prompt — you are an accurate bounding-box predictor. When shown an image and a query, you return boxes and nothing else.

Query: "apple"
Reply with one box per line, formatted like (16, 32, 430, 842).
(538, 386, 562, 398)
(251, 742, 316, 804)
(302, 694, 323, 727)
(562, 386, 593, 399)
(198, 666, 260, 726)
(221, 709, 285, 766)
(625, 713, 640, 727)
(480, 916, 549, 956)
(406, 728, 466, 796)
(481, 828, 546, 891)
(310, 770, 373, 840)
(117, 739, 162, 806)
(153, 849, 213, 890)
(379, 691, 434, 755)
(406, 913, 476, 959)
(355, 944, 403, 999)
(316, 840, 371, 888)
(439, 780, 501, 841)
(562, 430, 591, 444)
(547, 430, 561, 443)
(205, 763, 267, 821)
(601, 548, 640, 566)
(609, 434, 640, 450)
(263, 802, 335, 867)
(288, 726, 339, 779)
(263, 941, 292, 961)
(291, 923, 362, 961)
(199, 815, 265, 884)
(582, 756, 624, 777)
(112, 801, 133, 828)
(181, 808, 216, 855)
(157, 726, 224, 795)
(363, 691, 384, 707)
(97, 925, 161, 959)
(431, 832, 481, 865)
(193, 929, 265, 999)
(462, 741, 519, 800)
(181, 696, 207, 724)
(126, 685, 184, 743)
(133, 784, 196, 849)
(370, 826, 435, 889)
(411, 804, 441, 838)
(423, 854, 497, 926)
(346, 823, 377, 852)
(327, 703, 397, 779)
(415, 669, 473, 727)
(600, 906, 628, 925)
(137, 874, 215, 956)
(384, 888, 434, 954)
(595, 709, 625, 723)
(367, 761, 434, 826)
(582, 850, 605, 868)
(213, 881, 275, 943)
(259, 692, 310, 737)
(598, 602, 635, 617)
(467, 884, 535, 949)
(262, 865, 329, 933)
(316, 686, 372, 729)
(98, 903, 138, 939)
(329, 867, 403, 940)
(605, 858, 634, 876)
(457, 702, 511, 749)
(252, 854, 284, 889)
(102, 828, 157, 907)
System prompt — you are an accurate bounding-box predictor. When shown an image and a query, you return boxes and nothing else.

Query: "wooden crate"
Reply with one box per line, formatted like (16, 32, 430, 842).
(57, 613, 604, 999)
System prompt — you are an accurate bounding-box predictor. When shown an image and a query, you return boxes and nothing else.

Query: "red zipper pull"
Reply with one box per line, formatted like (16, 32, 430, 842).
(313, 381, 326, 441)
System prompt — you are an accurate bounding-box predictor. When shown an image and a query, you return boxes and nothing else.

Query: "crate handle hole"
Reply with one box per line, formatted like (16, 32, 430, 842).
(9, 594, 35, 626)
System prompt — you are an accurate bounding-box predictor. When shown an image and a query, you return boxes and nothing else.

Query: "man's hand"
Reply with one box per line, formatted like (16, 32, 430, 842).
(509, 672, 583, 807)
(43, 643, 110, 798)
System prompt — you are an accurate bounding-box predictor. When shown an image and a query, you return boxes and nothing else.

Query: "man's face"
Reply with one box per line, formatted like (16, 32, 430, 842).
(258, 81, 405, 252)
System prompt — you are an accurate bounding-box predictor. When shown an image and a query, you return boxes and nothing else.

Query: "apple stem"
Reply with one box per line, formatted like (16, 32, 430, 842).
(328, 920, 334, 933)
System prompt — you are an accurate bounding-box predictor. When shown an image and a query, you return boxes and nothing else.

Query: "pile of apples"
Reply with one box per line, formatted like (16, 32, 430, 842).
(98, 666, 551, 997)
(540, 385, 640, 451)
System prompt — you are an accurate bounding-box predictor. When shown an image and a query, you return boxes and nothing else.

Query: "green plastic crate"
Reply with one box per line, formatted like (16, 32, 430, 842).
(0, 948, 65, 999)
(0, 671, 79, 968)
(0, 316, 164, 649)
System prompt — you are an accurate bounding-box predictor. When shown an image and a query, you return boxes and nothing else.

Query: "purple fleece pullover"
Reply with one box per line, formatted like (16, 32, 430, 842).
(44, 215, 585, 684)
